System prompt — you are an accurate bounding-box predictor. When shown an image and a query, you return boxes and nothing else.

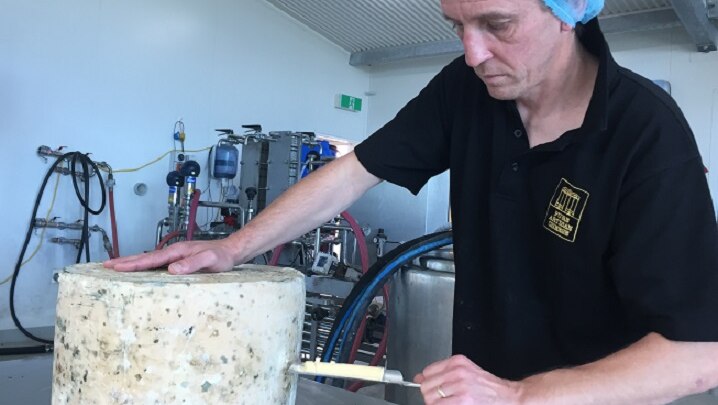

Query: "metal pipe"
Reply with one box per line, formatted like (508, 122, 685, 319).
(171, 206, 180, 233)
(36, 145, 65, 158)
(191, 231, 233, 238)
(198, 200, 247, 228)
(198, 201, 245, 210)
(156, 219, 166, 246)
(89, 225, 114, 258)
(34, 219, 83, 230)
(351, 238, 357, 267)
(38, 220, 114, 258)
(183, 193, 192, 231)
(307, 159, 335, 166)
(309, 320, 319, 360)
(319, 224, 353, 232)
(239, 209, 247, 229)
(313, 227, 321, 259)
(246, 201, 255, 223)
(50, 237, 82, 249)
(53, 164, 98, 180)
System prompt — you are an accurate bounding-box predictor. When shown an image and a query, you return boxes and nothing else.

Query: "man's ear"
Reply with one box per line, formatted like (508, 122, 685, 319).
(560, 21, 574, 32)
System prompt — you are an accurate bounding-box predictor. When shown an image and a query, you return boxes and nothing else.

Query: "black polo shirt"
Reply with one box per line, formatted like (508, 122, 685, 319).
(354, 19, 718, 380)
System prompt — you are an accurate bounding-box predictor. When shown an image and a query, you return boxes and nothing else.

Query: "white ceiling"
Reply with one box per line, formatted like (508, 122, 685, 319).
(264, 0, 717, 65)
(603, 0, 671, 15)
(266, 0, 453, 53)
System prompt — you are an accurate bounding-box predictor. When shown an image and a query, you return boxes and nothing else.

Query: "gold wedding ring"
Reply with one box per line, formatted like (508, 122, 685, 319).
(437, 385, 448, 398)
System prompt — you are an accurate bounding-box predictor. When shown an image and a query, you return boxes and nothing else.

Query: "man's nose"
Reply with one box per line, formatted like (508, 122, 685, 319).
(462, 29, 493, 67)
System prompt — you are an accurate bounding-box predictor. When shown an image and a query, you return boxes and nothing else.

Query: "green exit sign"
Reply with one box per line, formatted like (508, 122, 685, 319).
(334, 94, 362, 112)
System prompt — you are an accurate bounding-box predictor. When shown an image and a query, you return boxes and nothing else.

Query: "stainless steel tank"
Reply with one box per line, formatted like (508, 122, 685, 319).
(385, 249, 455, 405)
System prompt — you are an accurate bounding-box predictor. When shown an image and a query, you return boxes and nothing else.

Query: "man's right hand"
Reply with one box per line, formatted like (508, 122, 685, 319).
(103, 238, 239, 275)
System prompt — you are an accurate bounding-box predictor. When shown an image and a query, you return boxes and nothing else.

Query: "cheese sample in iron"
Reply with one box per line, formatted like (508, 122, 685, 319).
(289, 360, 385, 382)
(52, 263, 305, 405)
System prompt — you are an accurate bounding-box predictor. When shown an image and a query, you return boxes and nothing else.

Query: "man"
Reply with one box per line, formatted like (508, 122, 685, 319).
(106, 0, 718, 403)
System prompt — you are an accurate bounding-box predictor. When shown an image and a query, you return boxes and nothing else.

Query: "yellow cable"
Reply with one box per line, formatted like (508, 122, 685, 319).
(111, 146, 212, 173)
(0, 172, 62, 285)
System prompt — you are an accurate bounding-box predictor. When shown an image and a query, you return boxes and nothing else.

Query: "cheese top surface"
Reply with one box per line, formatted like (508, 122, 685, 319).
(64, 262, 303, 284)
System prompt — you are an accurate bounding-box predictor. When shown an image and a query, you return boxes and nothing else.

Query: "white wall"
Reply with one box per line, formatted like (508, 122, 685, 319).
(0, 0, 371, 331)
(349, 55, 457, 246)
(607, 28, 718, 209)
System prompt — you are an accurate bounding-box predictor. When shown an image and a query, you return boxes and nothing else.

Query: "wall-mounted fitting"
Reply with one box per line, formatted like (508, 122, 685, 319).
(134, 183, 148, 196)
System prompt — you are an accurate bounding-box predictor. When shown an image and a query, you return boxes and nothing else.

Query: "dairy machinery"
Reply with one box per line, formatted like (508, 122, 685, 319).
(152, 125, 390, 366)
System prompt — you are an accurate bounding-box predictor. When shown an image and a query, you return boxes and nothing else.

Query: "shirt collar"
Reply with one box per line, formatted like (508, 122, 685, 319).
(579, 17, 619, 134)
(508, 17, 619, 153)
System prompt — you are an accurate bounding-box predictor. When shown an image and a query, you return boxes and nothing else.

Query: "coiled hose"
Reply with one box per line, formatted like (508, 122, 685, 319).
(318, 230, 453, 384)
(10, 152, 107, 346)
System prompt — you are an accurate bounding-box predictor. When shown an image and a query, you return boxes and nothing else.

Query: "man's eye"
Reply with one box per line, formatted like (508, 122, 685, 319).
(452, 22, 464, 34)
(487, 20, 510, 32)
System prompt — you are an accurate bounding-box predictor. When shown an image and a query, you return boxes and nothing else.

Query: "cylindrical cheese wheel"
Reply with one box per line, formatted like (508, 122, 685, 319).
(52, 263, 305, 404)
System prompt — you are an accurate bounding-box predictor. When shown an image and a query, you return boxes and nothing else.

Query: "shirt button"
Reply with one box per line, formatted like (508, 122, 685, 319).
(513, 129, 523, 138)
(511, 162, 519, 172)
(463, 321, 474, 331)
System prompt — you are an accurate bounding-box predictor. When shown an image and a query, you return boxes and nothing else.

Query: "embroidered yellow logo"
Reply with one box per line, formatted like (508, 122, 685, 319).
(543, 178, 589, 242)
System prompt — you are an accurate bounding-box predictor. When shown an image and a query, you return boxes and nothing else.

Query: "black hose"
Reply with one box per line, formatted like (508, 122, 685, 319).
(69, 153, 106, 263)
(337, 231, 453, 364)
(10, 154, 69, 344)
(9, 152, 107, 345)
(0, 345, 53, 356)
(322, 231, 453, 365)
(69, 153, 106, 215)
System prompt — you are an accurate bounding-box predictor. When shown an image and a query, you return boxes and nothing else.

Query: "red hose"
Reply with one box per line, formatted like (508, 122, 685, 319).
(156, 230, 182, 250)
(340, 211, 368, 274)
(340, 211, 389, 392)
(347, 316, 368, 364)
(347, 320, 389, 392)
(186, 190, 201, 241)
(341, 211, 370, 366)
(268, 244, 285, 266)
(108, 187, 120, 259)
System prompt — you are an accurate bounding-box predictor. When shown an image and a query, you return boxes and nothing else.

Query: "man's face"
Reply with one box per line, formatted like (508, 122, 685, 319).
(440, 0, 564, 100)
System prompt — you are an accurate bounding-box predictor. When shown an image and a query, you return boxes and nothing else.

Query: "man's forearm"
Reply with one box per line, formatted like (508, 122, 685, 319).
(520, 333, 718, 405)
(223, 151, 381, 264)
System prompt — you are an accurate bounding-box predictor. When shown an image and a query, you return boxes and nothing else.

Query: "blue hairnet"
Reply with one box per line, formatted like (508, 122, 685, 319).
(543, 0, 604, 26)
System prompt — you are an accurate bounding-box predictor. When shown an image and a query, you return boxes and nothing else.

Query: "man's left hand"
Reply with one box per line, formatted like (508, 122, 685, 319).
(414, 355, 524, 404)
